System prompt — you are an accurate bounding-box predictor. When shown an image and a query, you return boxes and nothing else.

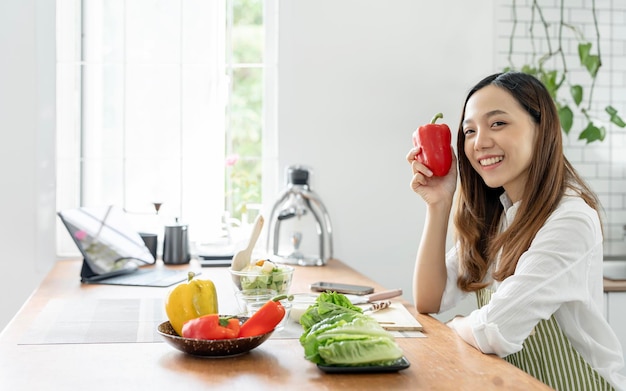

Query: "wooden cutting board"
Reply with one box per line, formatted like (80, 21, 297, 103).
(367, 302, 423, 331)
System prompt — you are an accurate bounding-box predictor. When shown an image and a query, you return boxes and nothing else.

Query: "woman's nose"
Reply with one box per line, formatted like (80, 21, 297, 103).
(473, 129, 492, 150)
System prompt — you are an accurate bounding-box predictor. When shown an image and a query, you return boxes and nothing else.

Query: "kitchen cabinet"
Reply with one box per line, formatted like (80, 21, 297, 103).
(604, 286, 626, 375)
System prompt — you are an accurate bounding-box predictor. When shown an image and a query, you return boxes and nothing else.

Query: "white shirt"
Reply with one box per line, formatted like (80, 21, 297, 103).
(441, 193, 626, 390)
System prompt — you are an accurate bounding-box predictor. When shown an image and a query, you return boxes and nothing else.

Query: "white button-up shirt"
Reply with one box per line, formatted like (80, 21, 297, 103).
(441, 193, 626, 389)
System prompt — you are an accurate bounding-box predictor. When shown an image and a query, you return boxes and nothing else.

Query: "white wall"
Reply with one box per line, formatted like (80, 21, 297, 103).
(276, 0, 495, 319)
(0, 0, 56, 332)
(6, 0, 622, 332)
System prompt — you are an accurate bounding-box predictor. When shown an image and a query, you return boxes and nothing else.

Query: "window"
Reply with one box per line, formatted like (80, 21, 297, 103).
(56, 0, 276, 256)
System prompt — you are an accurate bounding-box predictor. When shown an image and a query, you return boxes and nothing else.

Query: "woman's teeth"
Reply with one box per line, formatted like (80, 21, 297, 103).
(479, 156, 503, 166)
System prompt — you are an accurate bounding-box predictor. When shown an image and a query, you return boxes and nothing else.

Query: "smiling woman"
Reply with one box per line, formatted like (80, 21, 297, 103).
(55, 0, 276, 257)
(407, 71, 626, 389)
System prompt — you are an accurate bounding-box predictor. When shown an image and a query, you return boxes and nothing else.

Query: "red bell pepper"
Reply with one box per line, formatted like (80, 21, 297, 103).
(238, 295, 290, 338)
(181, 314, 241, 340)
(412, 113, 452, 176)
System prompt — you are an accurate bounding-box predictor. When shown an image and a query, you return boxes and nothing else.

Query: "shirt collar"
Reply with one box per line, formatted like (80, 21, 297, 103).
(499, 192, 521, 225)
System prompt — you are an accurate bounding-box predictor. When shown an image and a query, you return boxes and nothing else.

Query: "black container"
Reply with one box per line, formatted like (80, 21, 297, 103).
(162, 219, 190, 264)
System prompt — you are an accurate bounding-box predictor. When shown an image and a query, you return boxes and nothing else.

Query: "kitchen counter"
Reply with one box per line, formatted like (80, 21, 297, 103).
(0, 258, 551, 390)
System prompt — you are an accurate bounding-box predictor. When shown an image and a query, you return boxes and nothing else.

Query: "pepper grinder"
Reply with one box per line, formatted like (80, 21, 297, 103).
(266, 165, 333, 266)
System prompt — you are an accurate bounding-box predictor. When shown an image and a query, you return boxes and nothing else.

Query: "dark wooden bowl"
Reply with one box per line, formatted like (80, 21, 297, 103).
(157, 318, 273, 357)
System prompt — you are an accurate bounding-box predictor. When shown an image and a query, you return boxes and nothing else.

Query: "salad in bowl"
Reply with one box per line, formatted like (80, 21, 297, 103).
(230, 259, 294, 295)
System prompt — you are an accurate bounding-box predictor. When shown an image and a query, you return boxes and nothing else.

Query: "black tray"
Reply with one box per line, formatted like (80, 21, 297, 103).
(317, 356, 410, 374)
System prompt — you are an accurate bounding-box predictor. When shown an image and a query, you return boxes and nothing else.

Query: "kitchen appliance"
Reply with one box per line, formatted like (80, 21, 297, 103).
(163, 218, 190, 264)
(57, 205, 189, 287)
(266, 165, 333, 266)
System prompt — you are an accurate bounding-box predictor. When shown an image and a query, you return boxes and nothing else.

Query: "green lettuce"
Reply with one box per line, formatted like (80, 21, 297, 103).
(300, 312, 403, 366)
(299, 291, 362, 331)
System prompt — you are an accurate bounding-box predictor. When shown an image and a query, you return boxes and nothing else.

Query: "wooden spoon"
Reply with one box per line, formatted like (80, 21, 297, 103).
(231, 214, 264, 271)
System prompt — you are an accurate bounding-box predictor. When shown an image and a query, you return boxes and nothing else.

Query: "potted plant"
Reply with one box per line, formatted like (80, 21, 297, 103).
(503, 0, 625, 143)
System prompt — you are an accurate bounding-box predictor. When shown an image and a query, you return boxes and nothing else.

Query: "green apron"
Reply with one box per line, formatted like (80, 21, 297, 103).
(476, 288, 614, 390)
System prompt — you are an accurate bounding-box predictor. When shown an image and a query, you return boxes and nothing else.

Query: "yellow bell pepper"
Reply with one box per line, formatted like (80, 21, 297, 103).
(165, 271, 219, 336)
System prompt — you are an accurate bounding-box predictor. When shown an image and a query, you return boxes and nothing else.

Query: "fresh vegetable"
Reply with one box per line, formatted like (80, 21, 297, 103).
(165, 271, 219, 336)
(300, 312, 403, 366)
(239, 294, 291, 337)
(412, 112, 452, 176)
(239, 259, 290, 293)
(299, 291, 362, 332)
(181, 314, 240, 340)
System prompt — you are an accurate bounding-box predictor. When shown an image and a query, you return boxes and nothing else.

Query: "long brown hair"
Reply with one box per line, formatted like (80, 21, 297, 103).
(454, 72, 601, 292)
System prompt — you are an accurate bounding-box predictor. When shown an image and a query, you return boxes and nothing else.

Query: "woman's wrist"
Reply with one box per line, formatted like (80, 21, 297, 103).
(427, 199, 453, 215)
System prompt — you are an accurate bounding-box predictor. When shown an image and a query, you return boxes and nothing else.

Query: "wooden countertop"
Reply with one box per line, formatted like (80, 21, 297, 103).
(0, 258, 551, 390)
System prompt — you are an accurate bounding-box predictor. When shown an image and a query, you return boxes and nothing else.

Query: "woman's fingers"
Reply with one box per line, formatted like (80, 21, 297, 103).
(410, 167, 432, 192)
(407, 147, 433, 175)
(406, 147, 419, 163)
(411, 159, 433, 178)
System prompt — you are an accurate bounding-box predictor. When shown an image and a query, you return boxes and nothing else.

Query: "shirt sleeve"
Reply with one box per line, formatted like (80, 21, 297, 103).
(438, 245, 470, 313)
(456, 200, 602, 357)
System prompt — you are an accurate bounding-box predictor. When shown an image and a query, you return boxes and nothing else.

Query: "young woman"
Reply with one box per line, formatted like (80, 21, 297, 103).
(406, 72, 626, 390)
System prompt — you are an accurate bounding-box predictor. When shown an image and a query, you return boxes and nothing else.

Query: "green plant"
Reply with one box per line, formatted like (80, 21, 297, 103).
(504, 0, 625, 143)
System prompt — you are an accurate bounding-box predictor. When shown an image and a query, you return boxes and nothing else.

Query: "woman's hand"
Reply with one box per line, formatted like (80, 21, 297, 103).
(406, 146, 458, 206)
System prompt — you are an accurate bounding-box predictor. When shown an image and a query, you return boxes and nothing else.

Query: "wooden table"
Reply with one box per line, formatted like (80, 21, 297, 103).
(0, 258, 551, 390)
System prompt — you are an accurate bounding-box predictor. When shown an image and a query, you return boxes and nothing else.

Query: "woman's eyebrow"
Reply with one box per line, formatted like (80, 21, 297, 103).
(484, 109, 508, 120)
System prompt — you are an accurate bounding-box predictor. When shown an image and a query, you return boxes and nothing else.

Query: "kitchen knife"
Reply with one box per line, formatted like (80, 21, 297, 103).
(347, 288, 403, 304)
(362, 300, 392, 313)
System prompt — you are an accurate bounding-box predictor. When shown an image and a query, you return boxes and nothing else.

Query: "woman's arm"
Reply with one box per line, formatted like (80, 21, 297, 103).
(413, 202, 452, 313)
(406, 146, 458, 313)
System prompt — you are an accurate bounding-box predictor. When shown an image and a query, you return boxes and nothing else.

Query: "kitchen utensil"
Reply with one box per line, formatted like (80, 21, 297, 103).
(162, 218, 190, 264)
(346, 288, 403, 305)
(266, 165, 333, 266)
(231, 214, 264, 271)
(362, 300, 392, 313)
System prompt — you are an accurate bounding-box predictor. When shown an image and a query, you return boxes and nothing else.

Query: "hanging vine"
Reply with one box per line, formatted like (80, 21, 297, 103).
(504, 0, 625, 143)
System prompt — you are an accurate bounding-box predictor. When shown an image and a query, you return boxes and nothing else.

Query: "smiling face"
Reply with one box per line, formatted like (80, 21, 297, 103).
(462, 85, 537, 202)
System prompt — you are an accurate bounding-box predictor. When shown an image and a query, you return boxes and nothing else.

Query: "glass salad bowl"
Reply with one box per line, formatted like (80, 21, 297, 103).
(229, 259, 294, 295)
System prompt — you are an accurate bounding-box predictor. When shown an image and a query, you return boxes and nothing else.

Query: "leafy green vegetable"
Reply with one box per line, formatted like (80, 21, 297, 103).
(240, 270, 288, 292)
(239, 261, 291, 293)
(298, 292, 403, 367)
(300, 312, 359, 347)
(300, 313, 403, 366)
(299, 291, 362, 331)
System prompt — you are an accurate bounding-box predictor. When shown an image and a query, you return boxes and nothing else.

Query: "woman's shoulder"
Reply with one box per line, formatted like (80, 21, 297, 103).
(557, 192, 599, 215)
(547, 193, 602, 237)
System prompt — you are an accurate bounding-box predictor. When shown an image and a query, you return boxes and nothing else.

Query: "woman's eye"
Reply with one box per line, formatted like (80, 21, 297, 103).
(491, 121, 506, 128)
(463, 128, 475, 136)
